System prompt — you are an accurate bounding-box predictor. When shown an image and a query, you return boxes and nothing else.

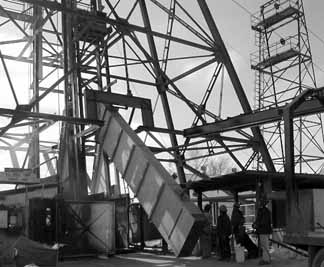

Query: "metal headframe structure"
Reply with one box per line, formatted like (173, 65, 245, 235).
(1, 0, 309, 199)
(251, 0, 324, 173)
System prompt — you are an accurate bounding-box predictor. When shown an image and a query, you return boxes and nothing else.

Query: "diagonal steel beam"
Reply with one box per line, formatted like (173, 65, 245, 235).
(15, 0, 213, 52)
(197, 0, 275, 172)
(0, 107, 102, 126)
(138, 0, 186, 184)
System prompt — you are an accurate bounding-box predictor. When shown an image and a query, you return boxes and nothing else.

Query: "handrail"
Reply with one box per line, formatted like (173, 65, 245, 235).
(251, 0, 298, 28)
(250, 35, 299, 67)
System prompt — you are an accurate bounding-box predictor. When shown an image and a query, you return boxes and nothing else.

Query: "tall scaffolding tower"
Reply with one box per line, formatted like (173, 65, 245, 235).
(251, 0, 324, 173)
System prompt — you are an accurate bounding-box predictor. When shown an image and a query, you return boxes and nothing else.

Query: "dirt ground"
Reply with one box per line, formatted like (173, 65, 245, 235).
(57, 249, 308, 267)
(0, 236, 308, 267)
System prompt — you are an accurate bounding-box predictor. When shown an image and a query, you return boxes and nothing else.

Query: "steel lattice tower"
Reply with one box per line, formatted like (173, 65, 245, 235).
(0, 0, 279, 194)
(251, 0, 324, 173)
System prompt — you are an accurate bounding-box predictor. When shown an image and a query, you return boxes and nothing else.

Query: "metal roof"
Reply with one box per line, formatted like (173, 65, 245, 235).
(188, 171, 324, 192)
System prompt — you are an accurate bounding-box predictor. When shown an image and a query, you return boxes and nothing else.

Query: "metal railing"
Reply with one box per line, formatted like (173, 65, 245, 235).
(251, 0, 298, 29)
(250, 35, 299, 67)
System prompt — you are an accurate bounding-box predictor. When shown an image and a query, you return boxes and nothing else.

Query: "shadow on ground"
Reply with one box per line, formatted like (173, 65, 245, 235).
(58, 250, 307, 267)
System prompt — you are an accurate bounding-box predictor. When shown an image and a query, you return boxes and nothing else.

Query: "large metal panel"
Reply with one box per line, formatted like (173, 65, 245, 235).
(123, 146, 148, 192)
(312, 189, 324, 230)
(113, 131, 135, 175)
(286, 189, 324, 233)
(97, 106, 207, 256)
(102, 117, 122, 157)
(152, 186, 184, 237)
(286, 190, 313, 233)
(115, 197, 129, 249)
(58, 201, 115, 256)
(284, 189, 324, 247)
(87, 202, 115, 254)
(0, 168, 39, 184)
(136, 165, 164, 217)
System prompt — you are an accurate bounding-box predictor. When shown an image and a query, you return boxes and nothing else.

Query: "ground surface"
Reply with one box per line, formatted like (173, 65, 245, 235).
(57, 251, 307, 267)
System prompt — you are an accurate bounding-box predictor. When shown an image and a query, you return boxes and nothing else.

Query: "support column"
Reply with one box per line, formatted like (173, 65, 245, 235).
(233, 191, 239, 203)
(197, 191, 203, 211)
(281, 89, 315, 232)
(283, 109, 297, 232)
(61, 0, 87, 200)
(29, 4, 42, 178)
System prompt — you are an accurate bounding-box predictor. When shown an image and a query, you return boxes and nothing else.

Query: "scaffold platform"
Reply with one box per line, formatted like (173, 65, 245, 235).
(252, 5, 300, 31)
(252, 48, 300, 70)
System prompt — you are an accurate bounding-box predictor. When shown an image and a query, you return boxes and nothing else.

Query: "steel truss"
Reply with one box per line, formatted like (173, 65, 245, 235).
(0, 0, 277, 197)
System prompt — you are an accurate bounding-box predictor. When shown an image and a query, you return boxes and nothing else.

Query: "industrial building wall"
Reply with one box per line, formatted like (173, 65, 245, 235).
(0, 187, 58, 207)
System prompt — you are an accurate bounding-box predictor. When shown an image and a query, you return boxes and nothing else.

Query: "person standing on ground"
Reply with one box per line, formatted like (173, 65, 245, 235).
(231, 202, 258, 259)
(254, 198, 272, 265)
(231, 202, 245, 244)
(216, 205, 231, 260)
(200, 204, 212, 258)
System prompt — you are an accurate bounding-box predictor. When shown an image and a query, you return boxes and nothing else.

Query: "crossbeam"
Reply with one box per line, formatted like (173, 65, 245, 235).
(0, 107, 102, 126)
(10, 0, 213, 52)
(184, 88, 324, 137)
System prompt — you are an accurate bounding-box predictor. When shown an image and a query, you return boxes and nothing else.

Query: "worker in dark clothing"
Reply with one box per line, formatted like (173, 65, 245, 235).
(231, 202, 245, 244)
(216, 205, 231, 260)
(200, 204, 212, 258)
(231, 202, 258, 259)
(254, 198, 272, 265)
